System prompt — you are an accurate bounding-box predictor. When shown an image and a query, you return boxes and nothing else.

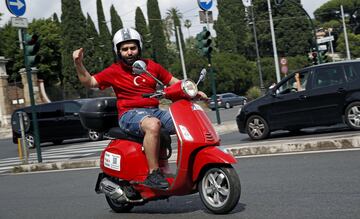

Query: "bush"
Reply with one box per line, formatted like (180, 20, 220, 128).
(246, 86, 261, 100)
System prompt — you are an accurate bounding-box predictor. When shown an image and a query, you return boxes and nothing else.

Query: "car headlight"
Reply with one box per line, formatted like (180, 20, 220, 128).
(181, 79, 198, 98)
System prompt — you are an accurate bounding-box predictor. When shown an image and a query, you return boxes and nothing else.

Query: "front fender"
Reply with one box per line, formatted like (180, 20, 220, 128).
(192, 146, 236, 182)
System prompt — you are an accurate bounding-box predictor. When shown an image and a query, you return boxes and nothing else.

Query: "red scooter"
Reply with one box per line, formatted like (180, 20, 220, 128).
(80, 60, 241, 214)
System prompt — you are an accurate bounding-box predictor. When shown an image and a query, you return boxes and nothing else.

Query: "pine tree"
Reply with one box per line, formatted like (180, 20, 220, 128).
(61, 0, 87, 98)
(96, 0, 113, 67)
(110, 5, 123, 36)
(213, 0, 247, 54)
(84, 13, 101, 74)
(147, 0, 168, 67)
(135, 7, 152, 58)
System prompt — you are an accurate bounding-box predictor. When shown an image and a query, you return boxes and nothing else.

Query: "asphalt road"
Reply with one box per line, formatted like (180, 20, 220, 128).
(1, 150, 359, 219)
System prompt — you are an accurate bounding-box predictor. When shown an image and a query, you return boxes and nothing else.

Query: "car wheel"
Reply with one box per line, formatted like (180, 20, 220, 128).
(52, 140, 63, 145)
(246, 115, 270, 140)
(225, 102, 231, 109)
(88, 130, 103, 141)
(344, 101, 360, 130)
(25, 133, 35, 148)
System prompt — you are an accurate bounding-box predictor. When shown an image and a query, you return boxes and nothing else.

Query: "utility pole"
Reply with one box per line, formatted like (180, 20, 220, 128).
(176, 26, 187, 79)
(267, 0, 281, 83)
(341, 5, 351, 60)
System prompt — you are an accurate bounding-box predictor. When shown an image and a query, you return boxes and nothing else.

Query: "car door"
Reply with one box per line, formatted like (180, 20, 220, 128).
(37, 103, 63, 140)
(305, 64, 347, 125)
(62, 101, 87, 137)
(269, 70, 313, 130)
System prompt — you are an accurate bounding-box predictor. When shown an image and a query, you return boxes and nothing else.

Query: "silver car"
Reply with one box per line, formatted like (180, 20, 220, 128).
(208, 92, 247, 110)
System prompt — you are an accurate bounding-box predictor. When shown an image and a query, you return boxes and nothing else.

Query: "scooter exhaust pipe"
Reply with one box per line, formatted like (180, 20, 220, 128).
(99, 178, 125, 201)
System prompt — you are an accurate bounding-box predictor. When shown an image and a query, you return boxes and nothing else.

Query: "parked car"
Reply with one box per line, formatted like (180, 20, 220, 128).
(11, 97, 116, 147)
(208, 92, 247, 110)
(236, 60, 360, 140)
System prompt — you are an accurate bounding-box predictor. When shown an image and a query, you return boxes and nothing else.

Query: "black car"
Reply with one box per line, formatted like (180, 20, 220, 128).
(208, 92, 247, 110)
(11, 97, 116, 147)
(236, 60, 360, 140)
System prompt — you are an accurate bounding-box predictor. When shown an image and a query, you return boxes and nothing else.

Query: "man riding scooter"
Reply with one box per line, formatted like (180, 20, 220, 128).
(73, 28, 206, 189)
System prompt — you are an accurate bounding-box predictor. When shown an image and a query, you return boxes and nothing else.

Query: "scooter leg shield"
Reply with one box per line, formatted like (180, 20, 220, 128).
(192, 146, 236, 182)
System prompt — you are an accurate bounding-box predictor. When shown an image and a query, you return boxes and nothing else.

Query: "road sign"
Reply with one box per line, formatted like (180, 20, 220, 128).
(317, 36, 334, 44)
(281, 65, 288, 74)
(197, 0, 213, 11)
(11, 17, 28, 28)
(6, 0, 26, 17)
(199, 11, 213, 23)
(280, 57, 287, 66)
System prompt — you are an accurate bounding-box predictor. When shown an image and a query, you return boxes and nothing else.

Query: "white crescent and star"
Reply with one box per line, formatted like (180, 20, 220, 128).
(133, 76, 146, 86)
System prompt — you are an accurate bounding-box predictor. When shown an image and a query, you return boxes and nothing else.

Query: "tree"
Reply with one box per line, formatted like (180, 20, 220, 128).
(213, 0, 248, 54)
(147, 0, 168, 67)
(110, 5, 123, 36)
(28, 19, 62, 87)
(337, 32, 360, 58)
(314, 0, 360, 23)
(135, 7, 152, 58)
(165, 7, 186, 53)
(0, 23, 23, 81)
(61, 0, 87, 98)
(84, 14, 102, 74)
(252, 0, 312, 57)
(184, 19, 192, 39)
(96, 0, 113, 66)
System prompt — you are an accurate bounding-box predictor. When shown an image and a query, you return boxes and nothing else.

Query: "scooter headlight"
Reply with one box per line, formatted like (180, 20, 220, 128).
(181, 79, 198, 98)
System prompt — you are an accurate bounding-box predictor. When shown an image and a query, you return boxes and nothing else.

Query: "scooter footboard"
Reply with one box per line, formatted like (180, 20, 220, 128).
(192, 146, 237, 182)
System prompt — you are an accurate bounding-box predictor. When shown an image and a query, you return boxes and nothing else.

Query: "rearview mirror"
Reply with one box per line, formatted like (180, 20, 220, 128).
(196, 68, 207, 85)
(132, 60, 147, 75)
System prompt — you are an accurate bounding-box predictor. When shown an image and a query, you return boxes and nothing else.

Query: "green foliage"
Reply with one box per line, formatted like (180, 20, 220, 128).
(213, 0, 247, 54)
(147, 0, 168, 67)
(84, 14, 102, 74)
(135, 7, 151, 58)
(96, 0, 114, 66)
(28, 19, 62, 86)
(314, 0, 360, 23)
(252, 0, 313, 57)
(110, 5, 123, 36)
(0, 23, 23, 81)
(61, 0, 87, 98)
(246, 86, 261, 100)
(337, 32, 360, 58)
(165, 8, 186, 54)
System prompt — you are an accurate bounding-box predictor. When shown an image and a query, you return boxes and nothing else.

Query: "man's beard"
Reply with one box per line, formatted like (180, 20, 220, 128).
(121, 54, 140, 66)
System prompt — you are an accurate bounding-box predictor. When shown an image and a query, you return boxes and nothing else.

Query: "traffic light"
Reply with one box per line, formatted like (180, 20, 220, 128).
(311, 52, 318, 65)
(196, 27, 212, 57)
(24, 33, 41, 67)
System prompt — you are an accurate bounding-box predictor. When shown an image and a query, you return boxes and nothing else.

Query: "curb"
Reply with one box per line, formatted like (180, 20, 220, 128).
(11, 133, 360, 173)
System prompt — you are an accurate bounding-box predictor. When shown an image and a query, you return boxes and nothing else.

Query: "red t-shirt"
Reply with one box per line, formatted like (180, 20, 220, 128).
(93, 59, 173, 117)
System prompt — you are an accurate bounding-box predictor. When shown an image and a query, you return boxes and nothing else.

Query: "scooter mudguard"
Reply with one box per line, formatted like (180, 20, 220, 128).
(192, 146, 237, 182)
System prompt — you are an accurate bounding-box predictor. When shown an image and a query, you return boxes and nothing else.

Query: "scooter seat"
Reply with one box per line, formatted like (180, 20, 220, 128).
(107, 127, 143, 143)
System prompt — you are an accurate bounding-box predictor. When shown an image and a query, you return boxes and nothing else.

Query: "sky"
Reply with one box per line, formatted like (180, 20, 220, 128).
(0, 0, 330, 37)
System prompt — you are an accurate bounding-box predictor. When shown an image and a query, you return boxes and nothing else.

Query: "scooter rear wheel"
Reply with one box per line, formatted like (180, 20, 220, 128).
(105, 195, 134, 213)
(198, 166, 241, 214)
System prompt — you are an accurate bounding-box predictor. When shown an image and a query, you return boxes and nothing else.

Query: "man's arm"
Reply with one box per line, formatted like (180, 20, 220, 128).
(72, 48, 99, 88)
(168, 76, 179, 85)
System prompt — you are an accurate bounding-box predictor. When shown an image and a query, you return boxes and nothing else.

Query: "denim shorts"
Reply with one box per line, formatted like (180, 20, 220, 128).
(118, 108, 175, 137)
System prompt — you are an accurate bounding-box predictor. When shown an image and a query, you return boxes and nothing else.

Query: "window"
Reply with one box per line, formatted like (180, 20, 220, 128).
(313, 66, 345, 88)
(64, 102, 80, 116)
(277, 71, 309, 94)
(344, 63, 360, 82)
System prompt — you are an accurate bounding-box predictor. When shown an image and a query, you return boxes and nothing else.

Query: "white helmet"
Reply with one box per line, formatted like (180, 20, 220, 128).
(113, 28, 143, 52)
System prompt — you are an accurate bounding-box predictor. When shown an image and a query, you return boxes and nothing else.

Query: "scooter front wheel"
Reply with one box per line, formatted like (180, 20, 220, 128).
(198, 166, 241, 214)
(105, 195, 134, 213)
